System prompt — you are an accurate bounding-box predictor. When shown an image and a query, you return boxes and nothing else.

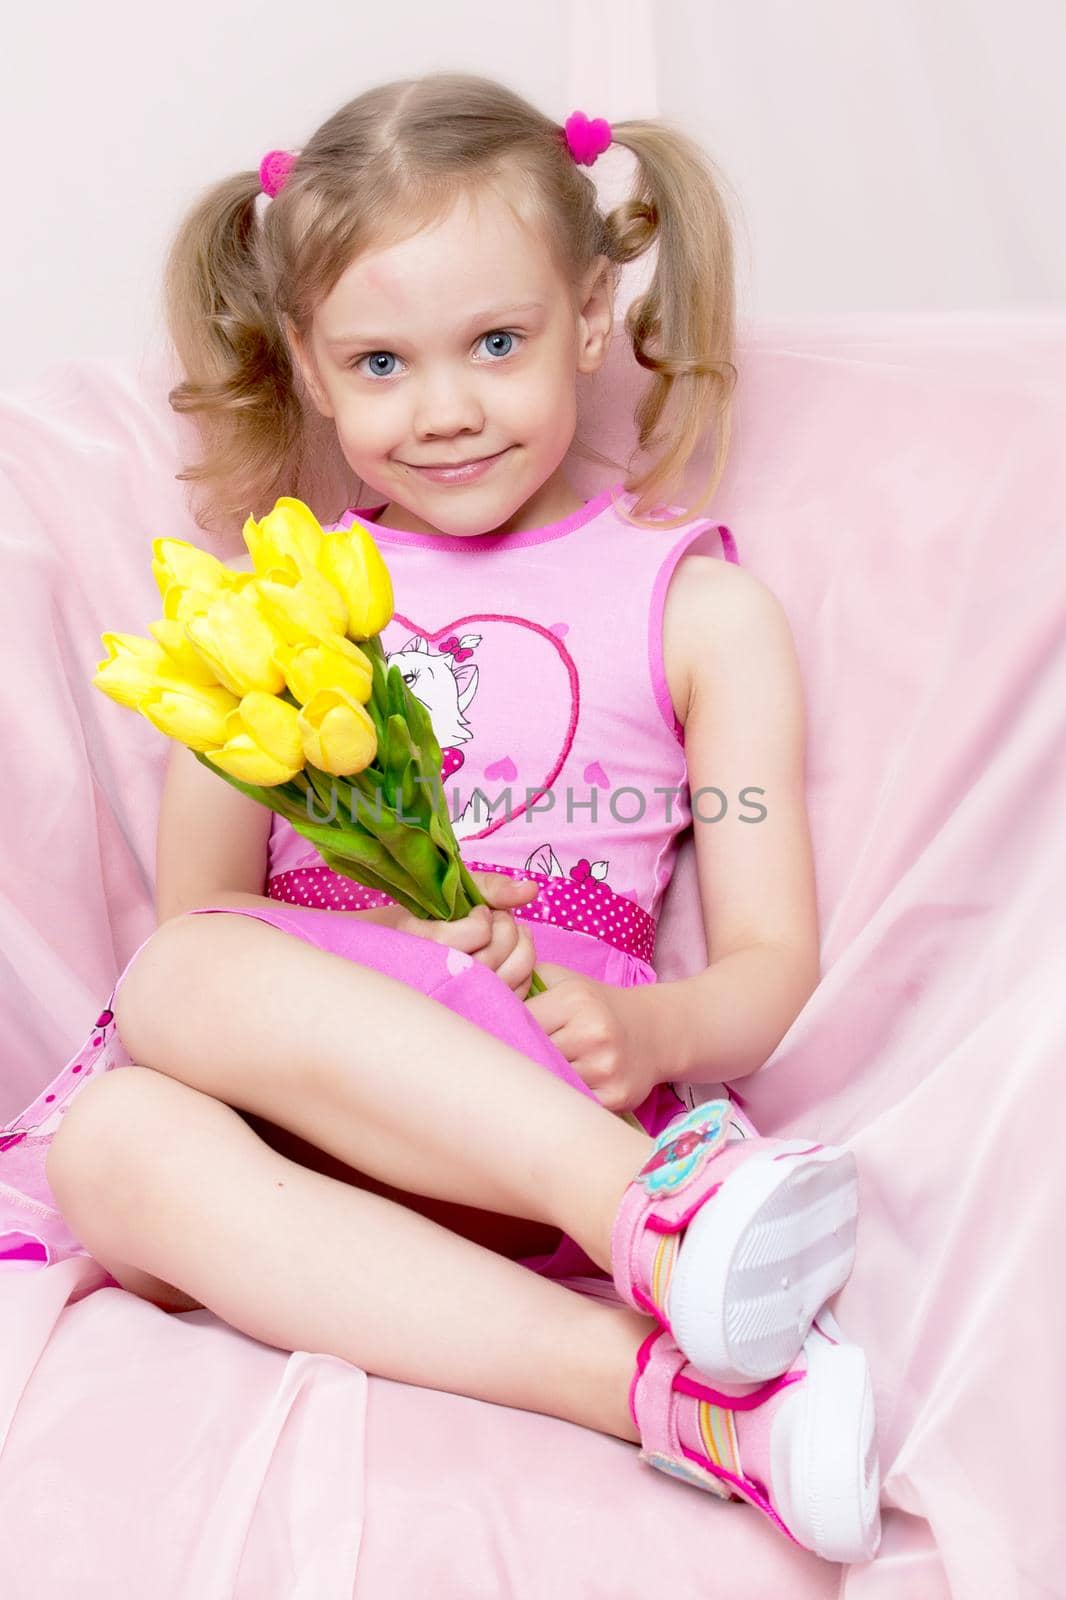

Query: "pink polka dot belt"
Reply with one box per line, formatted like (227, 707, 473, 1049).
(267, 859, 658, 964)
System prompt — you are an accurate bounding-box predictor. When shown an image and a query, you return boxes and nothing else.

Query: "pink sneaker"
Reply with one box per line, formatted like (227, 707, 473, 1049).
(611, 1101, 860, 1383)
(629, 1315, 882, 1563)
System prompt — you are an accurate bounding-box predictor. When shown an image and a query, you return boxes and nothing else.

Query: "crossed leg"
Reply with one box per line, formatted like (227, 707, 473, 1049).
(46, 910, 658, 1439)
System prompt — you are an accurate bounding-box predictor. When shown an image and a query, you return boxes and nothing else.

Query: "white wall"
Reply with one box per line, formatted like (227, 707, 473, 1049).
(663, 0, 1066, 318)
(4, 0, 1064, 387)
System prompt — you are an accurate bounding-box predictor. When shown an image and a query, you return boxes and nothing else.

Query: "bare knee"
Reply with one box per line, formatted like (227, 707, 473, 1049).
(46, 1067, 205, 1314)
(111, 913, 214, 1065)
(46, 1065, 163, 1209)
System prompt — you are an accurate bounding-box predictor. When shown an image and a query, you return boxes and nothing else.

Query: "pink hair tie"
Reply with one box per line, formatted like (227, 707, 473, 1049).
(259, 149, 296, 198)
(563, 110, 612, 167)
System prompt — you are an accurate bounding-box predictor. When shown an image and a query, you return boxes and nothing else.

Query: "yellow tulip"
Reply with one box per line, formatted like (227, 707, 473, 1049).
(202, 692, 305, 785)
(204, 741, 302, 786)
(297, 688, 378, 776)
(184, 591, 288, 697)
(93, 632, 182, 710)
(161, 571, 258, 627)
(151, 538, 241, 603)
(147, 619, 222, 686)
(318, 523, 394, 641)
(251, 569, 349, 645)
(242, 497, 325, 582)
(162, 584, 216, 627)
(138, 681, 241, 752)
(275, 635, 373, 707)
(231, 690, 305, 771)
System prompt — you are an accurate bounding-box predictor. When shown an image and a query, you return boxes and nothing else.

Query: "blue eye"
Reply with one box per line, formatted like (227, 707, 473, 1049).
(479, 330, 517, 359)
(351, 330, 523, 380)
(357, 351, 399, 378)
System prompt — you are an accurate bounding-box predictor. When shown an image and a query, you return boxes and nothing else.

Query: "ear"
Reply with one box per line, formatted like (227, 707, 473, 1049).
(575, 254, 614, 377)
(284, 316, 335, 419)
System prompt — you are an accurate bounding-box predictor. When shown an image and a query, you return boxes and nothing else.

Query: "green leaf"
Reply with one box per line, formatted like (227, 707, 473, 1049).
(398, 750, 423, 825)
(385, 662, 407, 722)
(314, 844, 440, 918)
(380, 712, 415, 790)
(427, 808, 450, 849)
(401, 687, 442, 769)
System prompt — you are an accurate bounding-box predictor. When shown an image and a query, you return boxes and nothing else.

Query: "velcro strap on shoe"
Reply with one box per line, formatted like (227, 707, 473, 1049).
(611, 1100, 733, 1308)
(632, 1328, 733, 1501)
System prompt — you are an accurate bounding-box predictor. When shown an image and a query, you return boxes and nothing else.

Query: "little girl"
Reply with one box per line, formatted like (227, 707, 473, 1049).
(2, 73, 880, 1563)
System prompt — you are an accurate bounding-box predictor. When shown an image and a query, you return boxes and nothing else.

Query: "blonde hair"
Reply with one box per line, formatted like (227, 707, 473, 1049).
(164, 72, 739, 537)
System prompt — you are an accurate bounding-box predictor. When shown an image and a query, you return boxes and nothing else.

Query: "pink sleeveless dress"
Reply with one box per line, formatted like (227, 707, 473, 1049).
(0, 481, 739, 1284)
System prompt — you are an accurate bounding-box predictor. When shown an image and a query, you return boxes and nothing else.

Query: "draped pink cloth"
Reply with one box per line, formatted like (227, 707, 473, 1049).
(1, 313, 1063, 1596)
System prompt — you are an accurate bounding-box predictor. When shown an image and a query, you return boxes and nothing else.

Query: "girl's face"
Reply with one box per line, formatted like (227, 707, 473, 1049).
(290, 184, 613, 538)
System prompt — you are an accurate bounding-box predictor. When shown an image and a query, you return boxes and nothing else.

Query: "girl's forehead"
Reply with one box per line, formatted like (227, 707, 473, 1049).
(315, 198, 565, 336)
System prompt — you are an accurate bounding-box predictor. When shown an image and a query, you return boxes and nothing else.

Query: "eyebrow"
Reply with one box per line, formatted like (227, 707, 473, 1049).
(326, 301, 547, 349)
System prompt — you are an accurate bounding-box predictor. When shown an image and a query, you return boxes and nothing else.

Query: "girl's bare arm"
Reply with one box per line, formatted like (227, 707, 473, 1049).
(643, 556, 822, 1083)
(155, 742, 407, 928)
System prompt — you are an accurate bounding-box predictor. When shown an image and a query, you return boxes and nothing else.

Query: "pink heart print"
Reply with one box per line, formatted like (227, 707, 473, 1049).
(564, 111, 612, 166)
(382, 611, 578, 840)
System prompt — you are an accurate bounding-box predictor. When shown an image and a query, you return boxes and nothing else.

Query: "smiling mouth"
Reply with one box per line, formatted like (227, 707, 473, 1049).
(404, 449, 508, 469)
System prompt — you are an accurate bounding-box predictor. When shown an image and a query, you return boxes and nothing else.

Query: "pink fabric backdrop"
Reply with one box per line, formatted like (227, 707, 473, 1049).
(2, 311, 1063, 1596)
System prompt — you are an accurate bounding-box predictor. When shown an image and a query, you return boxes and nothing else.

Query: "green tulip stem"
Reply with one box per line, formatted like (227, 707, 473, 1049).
(354, 635, 547, 997)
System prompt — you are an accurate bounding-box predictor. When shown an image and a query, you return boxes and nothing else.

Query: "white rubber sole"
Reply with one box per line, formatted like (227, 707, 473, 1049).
(666, 1143, 859, 1383)
(771, 1336, 882, 1563)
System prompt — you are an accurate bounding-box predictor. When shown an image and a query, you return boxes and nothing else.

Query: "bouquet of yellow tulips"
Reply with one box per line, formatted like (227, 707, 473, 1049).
(93, 496, 547, 995)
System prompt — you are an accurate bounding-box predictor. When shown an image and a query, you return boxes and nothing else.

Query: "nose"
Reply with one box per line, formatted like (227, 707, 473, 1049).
(412, 364, 486, 441)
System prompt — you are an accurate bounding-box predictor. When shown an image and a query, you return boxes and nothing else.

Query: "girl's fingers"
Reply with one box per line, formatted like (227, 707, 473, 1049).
(404, 902, 536, 996)
(470, 918, 507, 970)
(471, 871, 540, 910)
(488, 909, 525, 964)
(424, 905, 494, 953)
(482, 919, 538, 996)
(411, 901, 537, 993)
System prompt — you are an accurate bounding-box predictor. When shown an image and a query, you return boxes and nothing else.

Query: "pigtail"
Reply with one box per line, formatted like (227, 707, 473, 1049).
(605, 121, 739, 529)
(163, 171, 329, 539)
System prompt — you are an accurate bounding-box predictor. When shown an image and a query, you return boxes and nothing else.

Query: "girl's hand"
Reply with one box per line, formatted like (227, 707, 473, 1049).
(395, 871, 542, 999)
(524, 968, 661, 1114)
